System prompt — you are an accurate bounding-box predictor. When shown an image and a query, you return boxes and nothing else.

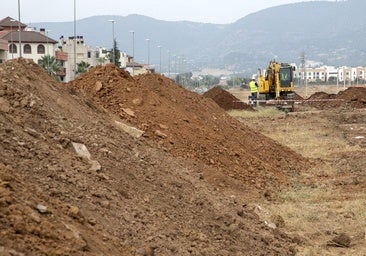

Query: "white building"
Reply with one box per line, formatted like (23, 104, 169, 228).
(0, 16, 66, 81)
(294, 65, 366, 84)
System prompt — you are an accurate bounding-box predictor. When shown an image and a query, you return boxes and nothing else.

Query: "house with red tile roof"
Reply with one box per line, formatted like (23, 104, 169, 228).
(0, 16, 67, 81)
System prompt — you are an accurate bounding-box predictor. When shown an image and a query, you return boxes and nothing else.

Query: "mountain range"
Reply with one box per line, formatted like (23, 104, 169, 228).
(32, 0, 366, 75)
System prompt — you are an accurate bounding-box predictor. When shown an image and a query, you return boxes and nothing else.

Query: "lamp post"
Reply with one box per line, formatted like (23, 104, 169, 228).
(73, 0, 77, 78)
(46, 30, 51, 55)
(130, 30, 134, 75)
(108, 20, 115, 65)
(10, 19, 15, 59)
(167, 50, 171, 78)
(158, 45, 162, 74)
(146, 38, 150, 68)
(18, 0, 22, 57)
(46, 30, 51, 74)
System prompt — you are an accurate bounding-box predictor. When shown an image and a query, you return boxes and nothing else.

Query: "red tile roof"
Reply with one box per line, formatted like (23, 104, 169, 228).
(0, 30, 57, 44)
(0, 17, 26, 30)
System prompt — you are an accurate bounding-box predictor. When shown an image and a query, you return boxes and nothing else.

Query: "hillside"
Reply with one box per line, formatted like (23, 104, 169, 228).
(33, 0, 366, 74)
(0, 58, 310, 255)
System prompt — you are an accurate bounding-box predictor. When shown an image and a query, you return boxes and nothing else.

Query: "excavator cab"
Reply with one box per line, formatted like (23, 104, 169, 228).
(279, 65, 293, 87)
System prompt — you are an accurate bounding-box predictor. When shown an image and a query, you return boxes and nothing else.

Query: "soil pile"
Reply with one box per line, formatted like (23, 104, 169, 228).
(203, 86, 254, 111)
(0, 59, 303, 255)
(303, 87, 366, 109)
(70, 64, 309, 192)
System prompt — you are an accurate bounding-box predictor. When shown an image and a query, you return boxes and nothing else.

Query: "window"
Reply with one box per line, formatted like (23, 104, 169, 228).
(37, 44, 45, 54)
(24, 44, 32, 54)
(9, 44, 17, 53)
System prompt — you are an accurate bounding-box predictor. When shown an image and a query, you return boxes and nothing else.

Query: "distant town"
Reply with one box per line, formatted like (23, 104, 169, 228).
(1, 16, 366, 86)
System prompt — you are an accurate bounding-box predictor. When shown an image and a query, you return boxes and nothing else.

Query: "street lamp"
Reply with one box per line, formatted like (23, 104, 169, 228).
(10, 19, 15, 59)
(167, 50, 171, 78)
(130, 30, 134, 75)
(46, 30, 51, 55)
(146, 38, 150, 67)
(158, 45, 162, 73)
(46, 30, 51, 74)
(108, 20, 115, 65)
(18, 0, 22, 57)
(73, 0, 77, 78)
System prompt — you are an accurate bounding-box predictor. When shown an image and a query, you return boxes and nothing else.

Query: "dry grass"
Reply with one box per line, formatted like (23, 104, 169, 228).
(230, 95, 366, 255)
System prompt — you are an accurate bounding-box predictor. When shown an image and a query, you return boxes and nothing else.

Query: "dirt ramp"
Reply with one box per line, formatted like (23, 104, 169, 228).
(203, 86, 255, 111)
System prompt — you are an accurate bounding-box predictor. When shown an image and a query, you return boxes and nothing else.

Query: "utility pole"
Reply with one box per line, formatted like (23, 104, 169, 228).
(130, 31, 135, 75)
(300, 51, 307, 97)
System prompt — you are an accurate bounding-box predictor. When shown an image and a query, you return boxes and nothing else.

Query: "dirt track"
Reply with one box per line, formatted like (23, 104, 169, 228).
(0, 58, 365, 255)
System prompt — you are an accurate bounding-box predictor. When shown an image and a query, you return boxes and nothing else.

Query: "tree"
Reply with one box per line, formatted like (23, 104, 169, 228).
(77, 61, 90, 74)
(38, 55, 60, 80)
(108, 39, 121, 67)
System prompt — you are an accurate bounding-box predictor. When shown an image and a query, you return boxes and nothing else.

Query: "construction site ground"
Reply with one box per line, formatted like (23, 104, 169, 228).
(0, 58, 365, 255)
(229, 85, 366, 256)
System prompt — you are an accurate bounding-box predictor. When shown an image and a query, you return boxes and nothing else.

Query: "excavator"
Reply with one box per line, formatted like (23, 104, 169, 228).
(257, 60, 296, 111)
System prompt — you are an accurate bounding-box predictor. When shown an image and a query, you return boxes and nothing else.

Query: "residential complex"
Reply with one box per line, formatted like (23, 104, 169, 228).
(294, 65, 366, 84)
(1, 16, 365, 84)
(0, 16, 151, 82)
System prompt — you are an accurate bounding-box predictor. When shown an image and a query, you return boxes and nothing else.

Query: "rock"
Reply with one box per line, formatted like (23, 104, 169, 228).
(115, 120, 144, 138)
(89, 160, 102, 172)
(36, 204, 48, 214)
(68, 206, 80, 217)
(155, 130, 167, 139)
(88, 217, 97, 226)
(136, 245, 156, 256)
(327, 233, 351, 247)
(132, 98, 143, 106)
(95, 81, 103, 92)
(158, 124, 168, 130)
(0, 97, 10, 113)
(71, 142, 91, 160)
(122, 108, 135, 117)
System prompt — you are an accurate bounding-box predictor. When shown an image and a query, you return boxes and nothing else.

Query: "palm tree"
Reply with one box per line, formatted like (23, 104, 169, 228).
(38, 55, 60, 79)
(77, 61, 91, 74)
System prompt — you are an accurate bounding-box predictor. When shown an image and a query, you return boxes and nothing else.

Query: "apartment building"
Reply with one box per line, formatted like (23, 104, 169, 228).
(294, 65, 366, 83)
(58, 35, 104, 82)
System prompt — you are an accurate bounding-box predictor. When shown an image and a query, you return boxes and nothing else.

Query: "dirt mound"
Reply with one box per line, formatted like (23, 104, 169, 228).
(293, 92, 304, 100)
(303, 87, 366, 109)
(0, 59, 302, 255)
(70, 64, 309, 192)
(307, 91, 337, 100)
(203, 86, 255, 111)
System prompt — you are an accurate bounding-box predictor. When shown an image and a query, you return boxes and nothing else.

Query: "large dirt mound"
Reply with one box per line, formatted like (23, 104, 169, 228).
(303, 87, 366, 109)
(1, 58, 300, 255)
(70, 64, 309, 192)
(203, 86, 254, 111)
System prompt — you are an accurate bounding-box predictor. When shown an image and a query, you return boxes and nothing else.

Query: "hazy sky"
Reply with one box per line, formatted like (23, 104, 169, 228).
(0, 0, 320, 24)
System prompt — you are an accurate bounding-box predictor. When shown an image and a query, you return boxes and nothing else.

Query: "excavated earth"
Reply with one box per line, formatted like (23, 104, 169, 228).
(0, 59, 311, 255)
(203, 86, 254, 111)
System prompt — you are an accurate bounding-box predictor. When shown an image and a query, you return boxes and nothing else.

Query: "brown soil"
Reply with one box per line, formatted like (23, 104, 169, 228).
(203, 86, 255, 111)
(0, 59, 306, 255)
(69, 64, 309, 192)
(300, 87, 366, 109)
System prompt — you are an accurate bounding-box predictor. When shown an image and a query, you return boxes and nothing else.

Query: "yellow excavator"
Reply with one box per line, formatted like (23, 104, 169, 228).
(257, 60, 296, 111)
